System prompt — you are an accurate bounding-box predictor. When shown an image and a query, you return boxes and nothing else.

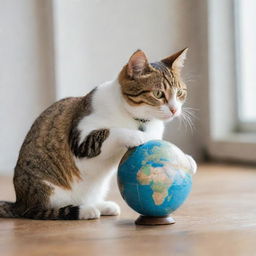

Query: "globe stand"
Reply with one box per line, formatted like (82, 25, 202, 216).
(135, 215, 175, 226)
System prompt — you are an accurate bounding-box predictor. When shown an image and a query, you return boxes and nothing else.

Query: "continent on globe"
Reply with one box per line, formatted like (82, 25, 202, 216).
(137, 163, 174, 205)
(136, 145, 189, 206)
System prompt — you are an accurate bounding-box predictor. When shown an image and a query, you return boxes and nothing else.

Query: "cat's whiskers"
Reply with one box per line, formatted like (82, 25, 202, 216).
(182, 107, 199, 120)
(179, 107, 197, 133)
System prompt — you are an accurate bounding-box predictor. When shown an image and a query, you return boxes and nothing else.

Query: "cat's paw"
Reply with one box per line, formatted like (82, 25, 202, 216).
(186, 154, 197, 175)
(79, 205, 101, 220)
(123, 131, 149, 149)
(97, 201, 121, 216)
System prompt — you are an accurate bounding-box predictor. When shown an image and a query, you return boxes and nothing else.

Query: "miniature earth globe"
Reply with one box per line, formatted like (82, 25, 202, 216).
(117, 140, 195, 225)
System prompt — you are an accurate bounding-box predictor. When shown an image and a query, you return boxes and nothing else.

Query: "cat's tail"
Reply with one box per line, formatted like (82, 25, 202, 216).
(0, 201, 18, 218)
(0, 201, 79, 220)
(21, 205, 80, 220)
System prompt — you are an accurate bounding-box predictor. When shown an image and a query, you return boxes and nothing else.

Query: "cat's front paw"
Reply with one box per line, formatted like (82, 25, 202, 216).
(79, 205, 101, 220)
(123, 131, 149, 149)
(186, 154, 197, 175)
(97, 201, 120, 216)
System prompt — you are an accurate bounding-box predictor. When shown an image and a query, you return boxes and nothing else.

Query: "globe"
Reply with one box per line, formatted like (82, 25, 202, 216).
(117, 140, 195, 225)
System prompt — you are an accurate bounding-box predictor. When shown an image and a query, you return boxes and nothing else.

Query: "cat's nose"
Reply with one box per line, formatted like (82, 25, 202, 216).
(170, 107, 177, 115)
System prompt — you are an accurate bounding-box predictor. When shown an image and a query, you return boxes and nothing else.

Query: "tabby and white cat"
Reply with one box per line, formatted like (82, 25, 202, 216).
(0, 48, 196, 220)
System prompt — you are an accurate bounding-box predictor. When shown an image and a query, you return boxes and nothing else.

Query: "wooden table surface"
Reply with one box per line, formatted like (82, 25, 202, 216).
(1, 163, 256, 256)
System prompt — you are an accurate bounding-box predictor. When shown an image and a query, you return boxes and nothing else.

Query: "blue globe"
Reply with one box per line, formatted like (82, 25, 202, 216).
(118, 140, 193, 217)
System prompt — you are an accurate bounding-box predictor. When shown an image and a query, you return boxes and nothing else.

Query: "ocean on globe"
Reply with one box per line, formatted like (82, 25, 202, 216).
(117, 140, 194, 217)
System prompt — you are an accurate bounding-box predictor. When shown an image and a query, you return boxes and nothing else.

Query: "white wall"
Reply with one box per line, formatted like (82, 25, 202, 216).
(53, 0, 187, 98)
(0, 0, 55, 174)
(53, 0, 207, 159)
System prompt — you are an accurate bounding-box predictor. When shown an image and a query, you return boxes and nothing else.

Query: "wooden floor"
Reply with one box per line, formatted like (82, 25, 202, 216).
(1, 163, 256, 256)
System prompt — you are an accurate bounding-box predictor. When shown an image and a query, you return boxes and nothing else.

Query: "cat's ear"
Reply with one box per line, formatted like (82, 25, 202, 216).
(127, 50, 150, 78)
(161, 48, 188, 74)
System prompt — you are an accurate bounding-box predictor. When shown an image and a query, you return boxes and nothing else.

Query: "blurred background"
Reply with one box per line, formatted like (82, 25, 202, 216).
(0, 0, 255, 175)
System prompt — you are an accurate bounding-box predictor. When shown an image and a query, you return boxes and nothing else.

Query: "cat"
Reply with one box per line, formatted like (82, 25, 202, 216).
(0, 48, 197, 220)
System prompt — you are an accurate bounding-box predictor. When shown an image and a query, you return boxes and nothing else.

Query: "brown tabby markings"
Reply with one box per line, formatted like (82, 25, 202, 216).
(0, 201, 17, 217)
(0, 88, 111, 219)
(70, 129, 110, 158)
(2, 90, 95, 219)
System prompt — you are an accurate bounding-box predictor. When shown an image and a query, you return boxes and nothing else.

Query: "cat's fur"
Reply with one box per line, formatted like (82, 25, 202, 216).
(0, 48, 196, 220)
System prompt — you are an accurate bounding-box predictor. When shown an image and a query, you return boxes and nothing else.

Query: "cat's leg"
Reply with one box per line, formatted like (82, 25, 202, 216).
(78, 175, 119, 219)
(98, 128, 150, 160)
(96, 201, 121, 216)
(145, 120, 165, 140)
(71, 128, 150, 160)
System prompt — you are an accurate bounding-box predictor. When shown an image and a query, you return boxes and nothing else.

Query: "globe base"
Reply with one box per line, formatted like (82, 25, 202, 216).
(135, 215, 175, 226)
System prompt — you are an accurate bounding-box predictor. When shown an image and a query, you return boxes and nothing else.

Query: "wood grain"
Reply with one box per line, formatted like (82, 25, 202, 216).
(1, 163, 256, 256)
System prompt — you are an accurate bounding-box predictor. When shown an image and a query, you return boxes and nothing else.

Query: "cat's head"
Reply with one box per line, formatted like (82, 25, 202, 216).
(119, 48, 188, 122)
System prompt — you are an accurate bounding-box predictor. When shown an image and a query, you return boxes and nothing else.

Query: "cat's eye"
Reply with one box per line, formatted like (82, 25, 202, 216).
(177, 89, 183, 97)
(153, 90, 164, 99)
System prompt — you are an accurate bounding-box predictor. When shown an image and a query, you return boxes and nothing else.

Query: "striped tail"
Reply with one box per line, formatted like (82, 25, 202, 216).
(21, 205, 80, 220)
(0, 201, 17, 218)
(0, 202, 79, 220)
